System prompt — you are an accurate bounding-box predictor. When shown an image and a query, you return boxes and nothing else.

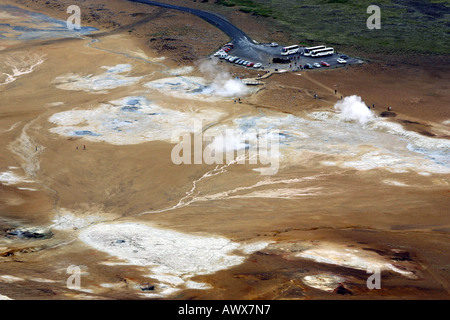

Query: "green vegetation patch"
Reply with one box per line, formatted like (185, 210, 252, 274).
(216, 0, 274, 17)
(216, 0, 450, 55)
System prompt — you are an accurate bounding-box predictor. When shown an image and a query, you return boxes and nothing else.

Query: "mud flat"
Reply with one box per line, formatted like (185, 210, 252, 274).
(78, 222, 269, 298)
(0, 0, 449, 300)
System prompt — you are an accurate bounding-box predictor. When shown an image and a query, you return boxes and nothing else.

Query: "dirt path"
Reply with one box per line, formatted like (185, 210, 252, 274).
(300, 72, 336, 95)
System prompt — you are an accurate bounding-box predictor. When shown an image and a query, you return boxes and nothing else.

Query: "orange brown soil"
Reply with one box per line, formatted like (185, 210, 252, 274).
(0, 0, 448, 300)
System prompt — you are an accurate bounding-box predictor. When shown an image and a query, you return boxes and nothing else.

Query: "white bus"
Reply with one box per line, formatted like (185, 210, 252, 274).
(281, 45, 300, 56)
(311, 47, 335, 58)
(304, 45, 326, 56)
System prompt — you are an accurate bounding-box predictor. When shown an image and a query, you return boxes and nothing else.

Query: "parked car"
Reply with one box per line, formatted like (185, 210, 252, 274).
(253, 63, 262, 68)
(270, 42, 278, 47)
(247, 62, 254, 67)
(304, 63, 313, 69)
(320, 61, 330, 67)
(235, 59, 242, 64)
(337, 58, 347, 64)
(313, 62, 321, 68)
(225, 43, 234, 48)
(340, 54, 349, 59)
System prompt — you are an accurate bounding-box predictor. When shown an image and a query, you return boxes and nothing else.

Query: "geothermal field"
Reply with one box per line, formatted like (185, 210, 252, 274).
(0, 0, 449, 301)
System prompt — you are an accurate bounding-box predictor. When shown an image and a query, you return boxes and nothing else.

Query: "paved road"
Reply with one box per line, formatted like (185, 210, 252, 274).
(128, 0, 362, 70)
(128, 0, 252, 43)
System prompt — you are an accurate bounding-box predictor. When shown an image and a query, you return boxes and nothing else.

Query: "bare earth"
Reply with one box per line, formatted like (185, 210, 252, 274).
(0, 0, 449, 300)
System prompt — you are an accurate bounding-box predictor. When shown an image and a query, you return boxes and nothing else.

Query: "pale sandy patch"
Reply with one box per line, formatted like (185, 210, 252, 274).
(302, 273, 345, 292)
(79, 222, 269, 297)
(296, 243, 416, 278)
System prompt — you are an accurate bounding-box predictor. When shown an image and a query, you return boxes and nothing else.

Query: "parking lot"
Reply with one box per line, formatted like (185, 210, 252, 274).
(129, 1, 362, 72)
(214, 42, 363, 71)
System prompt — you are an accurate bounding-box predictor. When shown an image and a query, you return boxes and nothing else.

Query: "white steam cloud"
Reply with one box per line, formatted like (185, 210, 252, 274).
(198, 59, 249, 98)
(334, 95, 374, 125)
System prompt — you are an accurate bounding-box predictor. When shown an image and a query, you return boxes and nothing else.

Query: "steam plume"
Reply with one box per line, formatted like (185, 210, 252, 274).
(334, 95, 374, 125)
(198, 59, 248, 98)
